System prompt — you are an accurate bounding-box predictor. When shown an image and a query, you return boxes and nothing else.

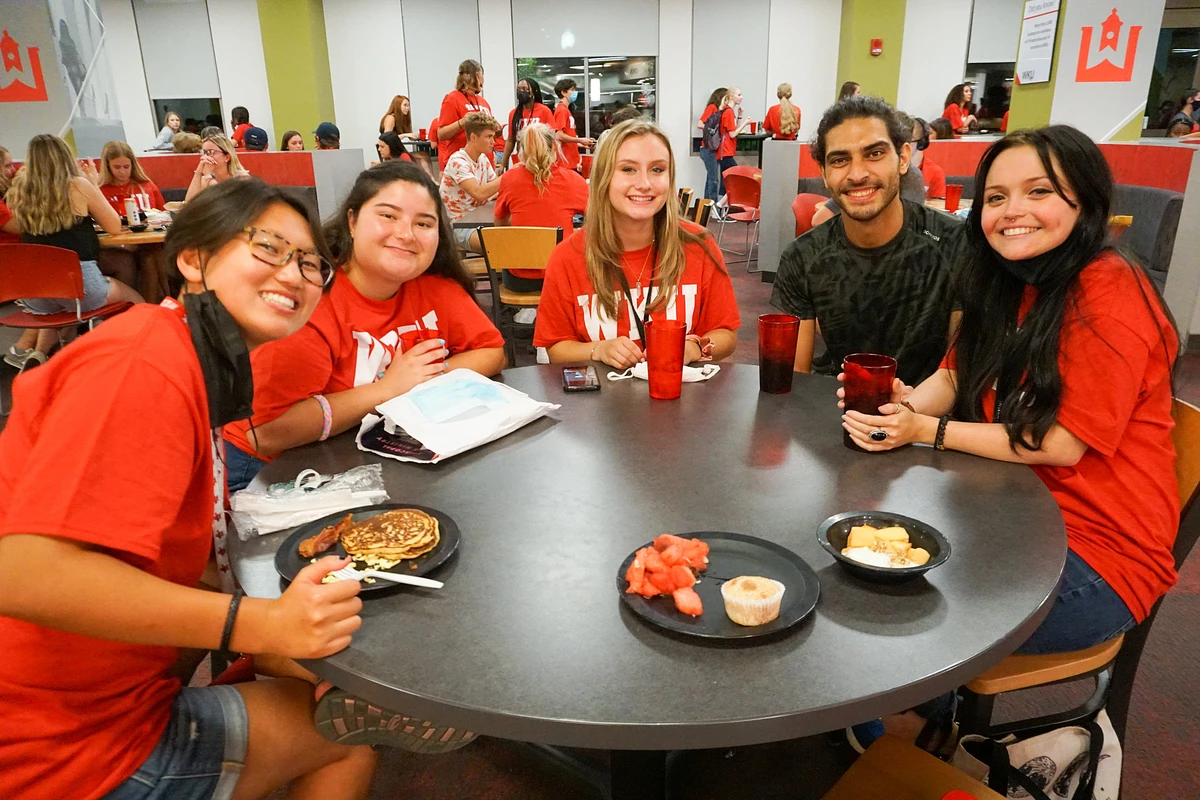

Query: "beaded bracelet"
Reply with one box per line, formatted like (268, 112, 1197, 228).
(314, 394, 333, 441)
(935, 415, 951, 451)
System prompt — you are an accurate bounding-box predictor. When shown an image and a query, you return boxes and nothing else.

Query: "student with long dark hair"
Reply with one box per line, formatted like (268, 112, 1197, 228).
(942, 83, 977, 136)
(280, 130, 304, 151)
(500, 77, 553, 170)
(842, 126, 1179, 750)
(223, 161, 505, 490)
(376, 131, 412, 162)
(697, 86, 726, 202)
(838, 81, 860, 101)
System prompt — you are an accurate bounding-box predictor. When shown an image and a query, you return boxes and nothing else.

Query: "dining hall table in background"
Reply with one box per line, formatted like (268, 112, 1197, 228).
(229, 364, 1066, 800)
(98, 227, 170, 303)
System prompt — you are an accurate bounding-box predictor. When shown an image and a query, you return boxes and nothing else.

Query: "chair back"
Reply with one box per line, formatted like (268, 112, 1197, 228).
(0, 245, 85, 306)
(479, 227, 563, 276)
(722, 173, 761, 210)
(693, 199, 714, 227)
(722, 164, 761, 181)
(792, 193, 827, 238)
(677, 188, 694, 217)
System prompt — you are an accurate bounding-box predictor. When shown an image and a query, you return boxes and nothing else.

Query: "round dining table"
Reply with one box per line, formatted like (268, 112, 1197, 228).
(229, 364, 1066, 799)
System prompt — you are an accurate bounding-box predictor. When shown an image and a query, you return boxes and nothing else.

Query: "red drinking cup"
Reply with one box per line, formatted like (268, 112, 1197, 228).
(749, 121, 758, 134)
(645, 319, 686, 401)
(758, 314, 800, 394)
(945, 183, 964, 213)
(418, 128, 428, 140)
(842, 353, 897, 451)
(400, 327, 442, 362)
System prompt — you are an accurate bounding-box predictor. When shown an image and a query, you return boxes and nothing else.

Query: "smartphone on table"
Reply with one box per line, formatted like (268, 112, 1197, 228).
(562, 365, 600, 392)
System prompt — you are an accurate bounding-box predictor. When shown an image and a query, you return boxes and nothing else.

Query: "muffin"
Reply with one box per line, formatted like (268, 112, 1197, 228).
(720, 576, 786, 626)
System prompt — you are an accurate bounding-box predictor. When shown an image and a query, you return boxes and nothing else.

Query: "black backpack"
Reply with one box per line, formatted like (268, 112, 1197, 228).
(702, 108, 722, 152)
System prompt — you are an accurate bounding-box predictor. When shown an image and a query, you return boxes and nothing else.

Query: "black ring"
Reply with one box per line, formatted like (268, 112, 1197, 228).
(870, 429, 888, 442)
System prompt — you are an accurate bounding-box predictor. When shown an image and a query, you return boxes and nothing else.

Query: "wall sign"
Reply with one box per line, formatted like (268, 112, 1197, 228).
(0, 28, 49, 102)
(1015, 0, 1061, 85)
(1075, 7, 1141, 83)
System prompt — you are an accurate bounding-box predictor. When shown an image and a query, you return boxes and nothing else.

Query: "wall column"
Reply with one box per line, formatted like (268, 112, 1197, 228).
(836, 0, 907, 104)
(257, 0, 335, 142)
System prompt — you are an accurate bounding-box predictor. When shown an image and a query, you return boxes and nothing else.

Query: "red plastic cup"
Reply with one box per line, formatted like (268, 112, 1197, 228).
(749, 121, 758, 134)
(418, 128, 428, 141)
(400, 327, 442, 362)
(945, 183, 964, 213)
(758, 314, 800, 394)
(645, 319, 686, 401)
(581, 154, 593, 179)
(842, 353, 897, 451)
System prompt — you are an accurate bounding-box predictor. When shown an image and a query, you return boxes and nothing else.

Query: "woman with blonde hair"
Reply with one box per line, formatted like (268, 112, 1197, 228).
(97, 140, 166, 214)
(4, 134, 142, 368)
(379, 94, 416, 138)
(149, 110, 182, 151)
(185, 133, 249, 201)
(494, 122, 588, 291)
(533, 119, 740, 368)
(764, 82, 801, 140)
(437, 59, 492, 171)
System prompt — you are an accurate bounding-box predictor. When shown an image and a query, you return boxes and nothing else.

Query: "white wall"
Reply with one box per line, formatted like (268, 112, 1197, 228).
(478, 0, 515, 134)
(99, 0, 156, 152)
(692, 0, 771, 131)
(968, 0, 1024, 64)
(131, 0, 221, 100)
(660, 0, 702, 194)
(897, 0, 972, 121)
(511, 0, 658, 57)
(208, 0, 274, 147)
(766, 0, 842, 143)
(325, 0, 407, 167)
(402, 0, 480, 133)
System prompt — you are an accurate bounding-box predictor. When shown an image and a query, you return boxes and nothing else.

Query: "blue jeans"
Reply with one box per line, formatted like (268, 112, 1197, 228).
(103, 685, 248, 800)
(717, 156, 738, 198)
(699, 147, 720, 201)
(224, 442, 268, 493)
(1015, 548, 1136, 655)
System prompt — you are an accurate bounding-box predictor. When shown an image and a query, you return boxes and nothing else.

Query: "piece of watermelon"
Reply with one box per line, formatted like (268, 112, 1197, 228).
(672, 586, 703, 616)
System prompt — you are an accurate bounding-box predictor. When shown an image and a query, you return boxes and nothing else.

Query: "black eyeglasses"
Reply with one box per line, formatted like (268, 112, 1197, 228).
(242, 226, 334, 287)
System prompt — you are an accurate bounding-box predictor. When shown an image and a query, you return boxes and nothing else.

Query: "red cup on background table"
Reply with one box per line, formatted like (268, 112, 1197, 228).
(400, 327, 443, 363)
(945, 184, 964, 214)
(645, 319, 686, 401)
(842, 353, 897, 451)
(418, 128, 428, 140)
(749, 121, 758, 134)
(758, 313, 800, 394)
(581, 154, 594, 180)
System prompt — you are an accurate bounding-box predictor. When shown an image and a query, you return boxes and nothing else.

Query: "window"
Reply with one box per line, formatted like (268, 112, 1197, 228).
(1146, 28, 1200, 132)
(516, 56, 656, 140)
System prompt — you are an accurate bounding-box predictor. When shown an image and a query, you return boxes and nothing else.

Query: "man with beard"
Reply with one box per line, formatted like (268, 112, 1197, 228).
(771, 96, 964, 386)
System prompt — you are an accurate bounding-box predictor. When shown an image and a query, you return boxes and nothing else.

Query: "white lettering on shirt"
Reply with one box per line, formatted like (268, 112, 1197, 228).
(576, 284, 698, 342)
(351, 310, 441, 387)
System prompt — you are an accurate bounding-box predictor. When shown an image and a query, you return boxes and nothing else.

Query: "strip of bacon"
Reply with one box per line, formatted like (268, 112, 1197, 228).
(298, 513, 354, 559)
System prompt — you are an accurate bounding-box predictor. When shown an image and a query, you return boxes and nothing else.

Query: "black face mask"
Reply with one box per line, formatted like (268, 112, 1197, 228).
(516, 90, 532, 106)
(182, 289, 254, 428)
(996, 226, 1083, 287)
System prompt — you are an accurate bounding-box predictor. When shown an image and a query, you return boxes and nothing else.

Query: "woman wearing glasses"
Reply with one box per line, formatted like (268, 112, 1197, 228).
(0, 179, 380, 799)
(223, 161, 506, 490)
(185, 133, 250, 202)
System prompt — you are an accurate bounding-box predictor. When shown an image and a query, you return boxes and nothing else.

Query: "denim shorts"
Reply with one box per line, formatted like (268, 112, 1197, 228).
(1015, 548, 1137, 656)
(21, 259, 110, 314)
(453, 226, 477, 248)
(224, 441, 269, 493)
(102, 685, 248, 800)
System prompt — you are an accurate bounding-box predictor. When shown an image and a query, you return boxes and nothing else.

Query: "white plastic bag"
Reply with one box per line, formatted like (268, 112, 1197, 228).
(230, 464, 389, 539)
(361, 369, 559, 464)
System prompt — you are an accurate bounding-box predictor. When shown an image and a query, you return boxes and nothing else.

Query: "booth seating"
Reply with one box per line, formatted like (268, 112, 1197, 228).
(1111, 185, 1183, 290)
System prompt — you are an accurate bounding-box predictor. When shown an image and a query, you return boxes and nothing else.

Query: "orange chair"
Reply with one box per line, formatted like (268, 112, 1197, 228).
(0, 244, 134, 340)
(792, 193, 829, 238)
(718, 168, 762, 267)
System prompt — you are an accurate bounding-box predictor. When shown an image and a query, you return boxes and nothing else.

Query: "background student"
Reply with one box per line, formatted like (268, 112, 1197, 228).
(280, 130, 304, 151)
(942, 83, 978, 136)
(230, 105, 252, 148)
(713, 87, 752, 215)
(185, 133, 250, 201)
(379, 94, 416, 138)
(314, 122, 341, 150)
(500, 77, 553, 171)
(763, 83, 800, 140)
(149, 111, 181, 151)
(438, 59, 492, 172)
(376, 131, 413, 163)
(439, 112, 502, 253)
(551, 79, 595, 172)
(697, 86, 726, 203)
(838, 81, 861, 101)
(97, 140, 166, 213)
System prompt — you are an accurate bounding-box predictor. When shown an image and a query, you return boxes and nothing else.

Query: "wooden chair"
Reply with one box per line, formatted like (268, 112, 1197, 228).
(479, 226, 563, 365)
(692, 198, 715, 227)
(959, 399, 1200, 748)
(822, 734, 1004, 800)
(677, 188, 693, 218)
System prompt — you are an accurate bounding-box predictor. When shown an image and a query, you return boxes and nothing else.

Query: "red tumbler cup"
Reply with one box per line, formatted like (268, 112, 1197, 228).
(645, 319, 686, 401)
(400, 327, 442, 362)
(418, 128, 428, 141)
(842, 353, 897, 451)
(945, 184, 964, 213)
(749, 121, 758, 134)
(758, 314, 800, 394)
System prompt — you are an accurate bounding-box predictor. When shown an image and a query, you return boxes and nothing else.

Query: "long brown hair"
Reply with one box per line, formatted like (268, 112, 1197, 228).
(455, 60, 484, 94)
(776, 83, 799, 136)
(517, 122, 560, 193)
(99, 140, 151, 186)
(380, 95, 413, 134)
(945, 83, 970, 110)
(585, 119, 720, 320)
(7, 134, 79, 236)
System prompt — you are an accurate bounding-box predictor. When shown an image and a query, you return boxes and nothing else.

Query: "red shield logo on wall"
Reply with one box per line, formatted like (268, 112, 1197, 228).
(0, 29, 48, 102)
(1076, 8, 1141, 83)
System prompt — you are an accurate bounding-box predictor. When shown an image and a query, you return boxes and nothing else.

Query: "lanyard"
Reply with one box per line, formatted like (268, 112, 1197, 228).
(614, 243, 657, 344)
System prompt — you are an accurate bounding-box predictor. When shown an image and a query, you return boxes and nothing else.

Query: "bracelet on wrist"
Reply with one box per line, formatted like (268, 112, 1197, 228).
(934, 415, 951, 451)
(219, 588, 244, 653)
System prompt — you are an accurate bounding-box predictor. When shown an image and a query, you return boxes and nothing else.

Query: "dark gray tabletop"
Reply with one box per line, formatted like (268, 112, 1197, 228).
(230, 364, 1065, 750)
(452, 200, 497, 228)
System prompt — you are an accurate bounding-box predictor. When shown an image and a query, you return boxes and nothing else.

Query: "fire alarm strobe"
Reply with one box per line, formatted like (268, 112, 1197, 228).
(870, 38, 883, 57)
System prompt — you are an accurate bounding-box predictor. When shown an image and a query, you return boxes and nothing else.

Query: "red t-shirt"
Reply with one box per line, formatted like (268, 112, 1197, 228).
(98, 180, 167, 215)
(763, 103, 799, 140)
(0, 197, 19, 243)
(943, 104, 966, 137)
(533, 222, 741, 349)
(717, 107, 738, 159)
(942, 253, 1179, 621)
(0, 305, 214, 800)
(224, 271, 504, 459)
(1001, 110, 1010, 132)
(507, 103, 554, 166)
(231, 122, 252, 149)
(552, 102, 582, 169)
(438, 91, 492, 171)
(495, 163, 588, 279)
(919, 156, 946, 199)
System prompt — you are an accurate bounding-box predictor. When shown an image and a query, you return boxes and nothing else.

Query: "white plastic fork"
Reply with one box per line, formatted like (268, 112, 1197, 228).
(330, 565, 444, 589)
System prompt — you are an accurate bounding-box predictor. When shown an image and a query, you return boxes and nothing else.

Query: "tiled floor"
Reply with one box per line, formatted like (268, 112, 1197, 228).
(4, 225, 1198, 798)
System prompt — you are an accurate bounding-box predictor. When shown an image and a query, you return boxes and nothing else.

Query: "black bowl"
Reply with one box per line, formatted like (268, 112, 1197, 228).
(128, 223, 148, 233)
(816, 511, 950, 584)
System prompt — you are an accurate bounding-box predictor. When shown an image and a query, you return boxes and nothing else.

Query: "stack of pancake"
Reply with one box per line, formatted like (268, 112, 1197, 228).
(341, 508, 441, 570)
